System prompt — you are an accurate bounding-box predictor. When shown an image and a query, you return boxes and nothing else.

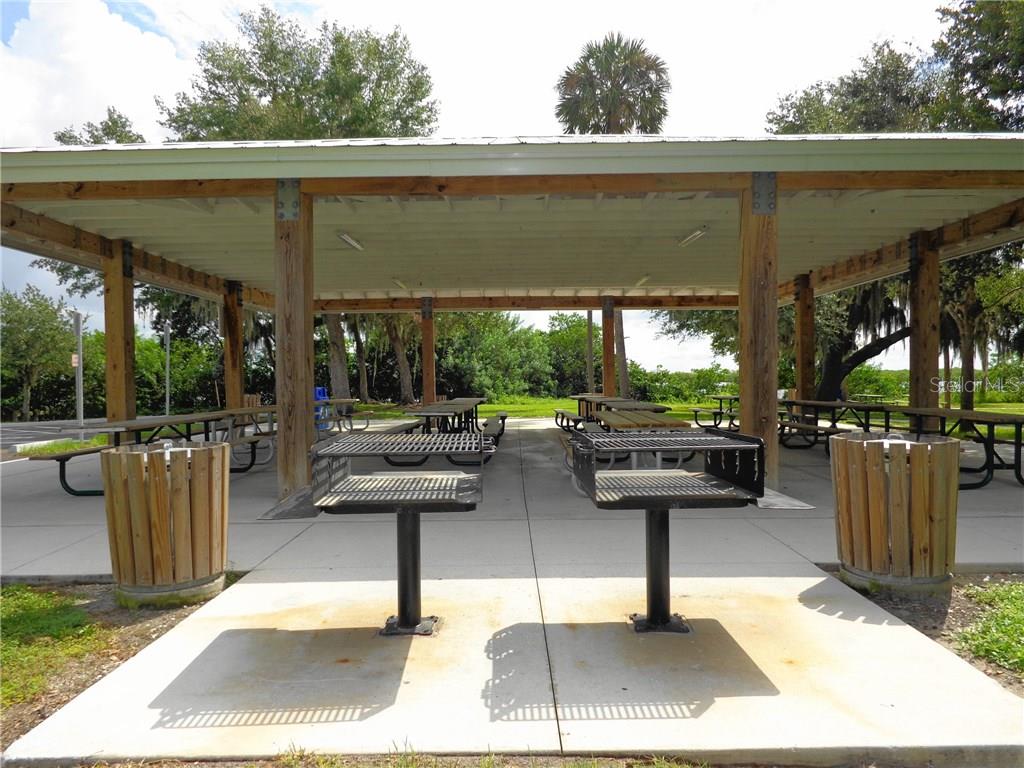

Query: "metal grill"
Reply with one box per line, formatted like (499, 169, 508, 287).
(594, 470, 748, 506)
(315, 472, 480, 508)
(575, 431, 757, 453)
(315, 432, 494, 457)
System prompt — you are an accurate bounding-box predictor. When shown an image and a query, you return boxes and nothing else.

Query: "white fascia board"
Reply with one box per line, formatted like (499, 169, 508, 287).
(2, 134, 1022, 183)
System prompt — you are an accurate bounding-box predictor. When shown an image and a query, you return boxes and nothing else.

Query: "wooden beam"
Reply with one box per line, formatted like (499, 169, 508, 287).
(421, 297, 436, 404)
(104, 240, 136, 421)
(909, 231, 940, 415)
(778, 170, 1024, 191)
(3, 179, 275, 202)
(315, 294, 738, 312)
(274, 180, 315, 499)
(739, 175, 779, 489)
(6, 170, 1018, 203)
(223, 281, 245, 410)
(778, 197, 1024, 299)
(1, 203, 275, 310)
(304, 173, 750, 198)
(601, 298, 616, 396)
(794, 274, 815, 400)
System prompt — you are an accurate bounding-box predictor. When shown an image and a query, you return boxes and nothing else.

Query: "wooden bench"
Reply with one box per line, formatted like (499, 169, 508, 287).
(554, 408, 583, 432)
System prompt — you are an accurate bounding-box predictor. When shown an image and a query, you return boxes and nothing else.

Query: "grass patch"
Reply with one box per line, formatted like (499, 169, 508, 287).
(16, 434, 108, 457)
(957, 581, 1024, 673)
(0, 585, 109, 706)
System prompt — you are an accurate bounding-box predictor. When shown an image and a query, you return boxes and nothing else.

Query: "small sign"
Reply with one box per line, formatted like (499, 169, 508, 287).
(71, 354, 80, 368)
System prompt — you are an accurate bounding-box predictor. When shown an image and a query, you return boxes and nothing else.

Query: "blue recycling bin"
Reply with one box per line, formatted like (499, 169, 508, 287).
(314, 386, 329, 424)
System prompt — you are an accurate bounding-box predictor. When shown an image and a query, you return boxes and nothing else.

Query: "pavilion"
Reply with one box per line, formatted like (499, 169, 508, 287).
(3, 134, 1023, 499)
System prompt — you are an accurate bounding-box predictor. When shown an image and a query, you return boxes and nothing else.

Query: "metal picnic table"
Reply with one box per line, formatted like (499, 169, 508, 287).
(404, 397, 485, 433)
(571, 428, 764, 632)
(311, 432, 495, 635)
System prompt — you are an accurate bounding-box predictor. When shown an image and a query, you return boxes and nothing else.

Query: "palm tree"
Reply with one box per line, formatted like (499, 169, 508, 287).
(555, 32, 670, 135)
(556, 32, 670, 395)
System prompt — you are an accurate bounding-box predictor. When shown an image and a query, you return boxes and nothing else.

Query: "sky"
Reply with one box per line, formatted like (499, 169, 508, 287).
(0, 0, 950, 370)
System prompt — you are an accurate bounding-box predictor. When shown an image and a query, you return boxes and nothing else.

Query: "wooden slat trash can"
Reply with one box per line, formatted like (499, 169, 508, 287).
(829, 432, 959, 594)
(100, 442, 230, 607)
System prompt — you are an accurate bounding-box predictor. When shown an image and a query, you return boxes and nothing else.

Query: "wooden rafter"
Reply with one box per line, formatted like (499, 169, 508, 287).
(314, 294, 738, 312)
(778, 197, 1024, 300)
(1, 202, 274, 310)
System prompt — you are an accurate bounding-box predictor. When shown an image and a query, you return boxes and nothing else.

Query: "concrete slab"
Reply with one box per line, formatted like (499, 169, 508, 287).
(257, 519, 536, 579)
(1, 524, 105, 572)
(536, 571, 1024, 765)
(4, 572, 560, 762)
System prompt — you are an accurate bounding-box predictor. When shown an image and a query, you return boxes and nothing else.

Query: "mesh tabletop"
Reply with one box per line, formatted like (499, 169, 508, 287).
(315, 432, 494, 457)
(314, 471, 483, 511)
(575, 431, 758, 453)
(592, 470, 755, 508)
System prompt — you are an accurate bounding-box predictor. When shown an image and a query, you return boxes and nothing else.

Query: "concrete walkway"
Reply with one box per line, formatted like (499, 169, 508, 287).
(3, 421, 1023, 765)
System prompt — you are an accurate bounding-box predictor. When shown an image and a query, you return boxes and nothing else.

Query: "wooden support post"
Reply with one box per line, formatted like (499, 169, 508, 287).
(223, 281, 245, 410)
(601, 298, 616, 396)
(274, 180, 315, 499)
(909, 232, 940, 425)
(794, 273, 815, 400)
(104, 240, 136, 421)
(739, 173, 779, 488)
(421, 297, 436, 404)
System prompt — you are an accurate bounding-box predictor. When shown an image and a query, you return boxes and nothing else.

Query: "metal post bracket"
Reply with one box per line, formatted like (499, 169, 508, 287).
(276, 179, 301, 221)
(752, 172, 777, 216)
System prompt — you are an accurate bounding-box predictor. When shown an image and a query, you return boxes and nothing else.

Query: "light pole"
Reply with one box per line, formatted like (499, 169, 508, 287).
(73, 310, 84, 440)
(164, 322, 171, 416)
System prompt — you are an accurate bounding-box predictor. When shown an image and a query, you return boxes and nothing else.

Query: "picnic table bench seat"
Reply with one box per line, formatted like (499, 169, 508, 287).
(555, 408, 584, 431)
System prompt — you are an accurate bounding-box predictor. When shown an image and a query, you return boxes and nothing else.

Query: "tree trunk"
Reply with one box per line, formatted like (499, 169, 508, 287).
(586, 310, 595, 393)
(943, 346, 952, 409)
(325, 314, 351, 399)
(20, 378, 32, 421)
(980, 336, 989, 396)
(960, 321, 976, 412)
(815, 327, 912, 402)
(349, 316, 370, 402)
(385, 316, 415, 404)
(614, 309, 629, 397)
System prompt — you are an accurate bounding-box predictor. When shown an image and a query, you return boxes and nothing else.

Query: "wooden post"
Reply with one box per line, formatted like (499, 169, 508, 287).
(794, 273, 815, 400)
(601, 297, 616, 396)
(421, 297, 436, 404)
(223, 280, 245, 410)
(104, 240, 136, 421)
(739, 173, 779, 488)
(274, 179, 315, 499)
(909, 232, 940, 419)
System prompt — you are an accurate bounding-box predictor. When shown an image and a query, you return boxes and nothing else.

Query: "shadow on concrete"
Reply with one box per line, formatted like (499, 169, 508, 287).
(797, 577, 950, 625)
(149, 627, 410, 728)
(482, 620, 777, 722)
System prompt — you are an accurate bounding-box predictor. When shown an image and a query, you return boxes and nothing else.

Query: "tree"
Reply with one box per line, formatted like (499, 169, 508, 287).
(934, 1, 1024, 130)
(555, 32, 670, 394)
(555, 32, 670, 134)
(0, 287, 74, 420)
(158, 6, 438, 394)
(53, 106, 145, 145)
(546, 312, 602, 396)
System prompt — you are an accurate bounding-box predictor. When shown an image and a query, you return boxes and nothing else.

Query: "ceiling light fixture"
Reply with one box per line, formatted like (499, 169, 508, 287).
(392, 278, 408, 290)
(336, 231, 364, 251)
(634, 274, 650, 288)
(678, 225, 708, 249)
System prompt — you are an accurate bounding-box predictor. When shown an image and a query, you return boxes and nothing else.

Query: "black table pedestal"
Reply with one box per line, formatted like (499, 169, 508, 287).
(381, 509, 439, 636)
(629, 508, 690, 634)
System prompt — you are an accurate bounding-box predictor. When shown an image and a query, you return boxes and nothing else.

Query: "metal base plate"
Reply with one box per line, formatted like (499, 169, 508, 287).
(381, 615, 440, 636)
(629, 613, 691, 634)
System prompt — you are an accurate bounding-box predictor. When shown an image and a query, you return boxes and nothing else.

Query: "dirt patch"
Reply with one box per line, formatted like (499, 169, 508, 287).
(0, 583, 201, 751)
(861, 572, 1024, 697)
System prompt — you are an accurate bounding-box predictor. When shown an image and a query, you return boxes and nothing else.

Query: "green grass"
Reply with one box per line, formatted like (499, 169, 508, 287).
(957, 581, 1024, 673)
(0, 585, 109, 706)
(16, 434, 108, 457)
